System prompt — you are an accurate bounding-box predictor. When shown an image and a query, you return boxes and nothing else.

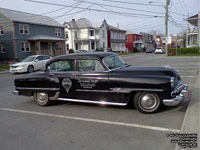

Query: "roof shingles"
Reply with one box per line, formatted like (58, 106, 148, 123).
(0, 7, 63, 27)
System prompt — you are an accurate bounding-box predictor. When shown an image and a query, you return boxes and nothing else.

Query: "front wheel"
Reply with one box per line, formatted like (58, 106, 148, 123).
(34, 92, 51, 106)
(27, 65, 34, 73)
(133, 92, 161, 113)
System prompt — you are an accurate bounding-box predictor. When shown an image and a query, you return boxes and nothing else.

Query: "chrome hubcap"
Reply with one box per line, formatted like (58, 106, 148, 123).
(140, 94, 157, 110)
(36, 92, 47, 103)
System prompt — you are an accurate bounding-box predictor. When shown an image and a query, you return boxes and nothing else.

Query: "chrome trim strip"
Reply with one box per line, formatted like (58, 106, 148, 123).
(110, 88, 164, 93)
(76, 88, 164, 93)
(76, 89, 110, 93)
(13, 90, 19, 95)
(57, 98, 127, 106)
(16, 87, 60, 91)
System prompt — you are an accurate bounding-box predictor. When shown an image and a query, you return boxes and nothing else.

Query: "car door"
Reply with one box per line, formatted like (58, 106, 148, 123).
(74, 59, 109, 102)
(34, 56, 44, 70)
(48, 59, 76, 98)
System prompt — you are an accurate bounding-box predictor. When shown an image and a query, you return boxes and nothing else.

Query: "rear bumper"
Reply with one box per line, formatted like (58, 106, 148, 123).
(163, 84, 188, 106)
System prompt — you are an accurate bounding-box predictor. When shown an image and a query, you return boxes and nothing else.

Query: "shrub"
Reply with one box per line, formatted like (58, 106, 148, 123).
(133, 47, 138, 53)
(168, 47, 200, 56)
(143, 47, 146, 52)
(68, 49, 74, 53)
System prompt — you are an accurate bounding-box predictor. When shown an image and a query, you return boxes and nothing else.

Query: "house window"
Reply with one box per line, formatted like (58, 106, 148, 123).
(90, 30, 94, 36)
(0, 26, 4, 35)
(102, 30, 105, 38)
(74, 31, 78, 39)
(0, 43, 5, 53)
(21, 41, 30, 52)
(134, 35, 136, 41)
(55, 28, 62, 37)
(103, 42, 105, 48)
(19, 24, 29, 35)
(56, 43, 62, 50)
(66, 44, 69, 50)
(65, 31, 68, 39)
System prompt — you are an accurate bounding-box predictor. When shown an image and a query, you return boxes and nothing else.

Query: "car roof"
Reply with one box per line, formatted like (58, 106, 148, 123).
(28, 55, 51, 57)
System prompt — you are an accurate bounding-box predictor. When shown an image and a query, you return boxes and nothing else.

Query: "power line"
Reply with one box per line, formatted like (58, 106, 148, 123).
(73, 0, 165, 14)
(56, 5, 94, 22)
(178, 0, 189, 14)
(24, 0, 165, 18)
(101, 0, 162, 7)
(182, 0, 192, 15)
(129, 22, 165, 31)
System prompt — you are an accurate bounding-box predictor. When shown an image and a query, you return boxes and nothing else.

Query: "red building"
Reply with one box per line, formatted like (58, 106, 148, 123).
(125, 34, 143, 52)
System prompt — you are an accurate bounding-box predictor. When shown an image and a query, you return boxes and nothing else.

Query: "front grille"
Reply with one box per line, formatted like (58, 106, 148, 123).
(12, 66, 19, 68)
(171, 81, 184, 96)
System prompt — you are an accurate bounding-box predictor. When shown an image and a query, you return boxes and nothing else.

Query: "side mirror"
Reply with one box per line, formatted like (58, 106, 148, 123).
(34, 59, 39, 62)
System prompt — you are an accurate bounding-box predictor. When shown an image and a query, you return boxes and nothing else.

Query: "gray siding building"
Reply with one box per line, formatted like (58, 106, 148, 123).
(0, 8, 65, 60)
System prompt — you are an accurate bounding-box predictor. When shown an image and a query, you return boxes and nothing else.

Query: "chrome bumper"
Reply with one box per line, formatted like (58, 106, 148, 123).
(163, 84, 188, 106)
(13, 90, 19, 95)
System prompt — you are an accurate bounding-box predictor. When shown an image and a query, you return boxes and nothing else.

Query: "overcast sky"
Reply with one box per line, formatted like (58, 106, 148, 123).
(1, 0, 199, 35)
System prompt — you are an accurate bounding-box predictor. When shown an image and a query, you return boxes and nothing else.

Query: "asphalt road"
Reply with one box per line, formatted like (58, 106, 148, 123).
(0, 53, 199, 150)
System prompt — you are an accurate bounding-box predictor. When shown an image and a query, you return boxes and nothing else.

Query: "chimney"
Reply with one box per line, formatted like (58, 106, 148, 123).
(72, 19, 75, 22)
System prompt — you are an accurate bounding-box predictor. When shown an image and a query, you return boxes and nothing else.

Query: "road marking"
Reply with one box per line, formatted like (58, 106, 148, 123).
(181, 76, 197, 78)
(178, 71, 197, 72)
(0, 108, 180, 133)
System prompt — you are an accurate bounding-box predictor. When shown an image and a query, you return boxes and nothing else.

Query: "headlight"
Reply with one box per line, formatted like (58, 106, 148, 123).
(170, 77, 175, 87)
(20, 64, 27, 67)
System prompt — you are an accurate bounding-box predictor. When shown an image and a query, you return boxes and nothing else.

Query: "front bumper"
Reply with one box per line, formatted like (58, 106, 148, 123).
(10, 66, 27, 73)
(163, 84, 188, 106)
(13, 90, 19, 95)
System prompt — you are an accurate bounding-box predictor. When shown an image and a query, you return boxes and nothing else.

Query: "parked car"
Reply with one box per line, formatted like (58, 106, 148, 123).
(146, 47, 154, 53)
(13, 52, 188, 113)
(155, 47, 165, 54)
(77, 50, 88, 53)
(10, 55, 51, 73)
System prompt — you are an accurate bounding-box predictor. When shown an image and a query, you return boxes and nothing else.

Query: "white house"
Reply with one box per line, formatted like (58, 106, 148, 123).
(64, 18, 126, 53)
(186, 14, 199, 48)
(64, 18, 108, 52)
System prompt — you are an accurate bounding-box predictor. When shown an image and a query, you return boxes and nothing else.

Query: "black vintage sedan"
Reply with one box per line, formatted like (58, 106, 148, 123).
(13, 52, 188, 113)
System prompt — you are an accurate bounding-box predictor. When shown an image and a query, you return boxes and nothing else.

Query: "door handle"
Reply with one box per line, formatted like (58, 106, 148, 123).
(74, 73, 81, 79)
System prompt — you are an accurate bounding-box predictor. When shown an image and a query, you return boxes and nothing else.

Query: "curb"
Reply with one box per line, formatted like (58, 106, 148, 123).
(175, 72, 200, 150)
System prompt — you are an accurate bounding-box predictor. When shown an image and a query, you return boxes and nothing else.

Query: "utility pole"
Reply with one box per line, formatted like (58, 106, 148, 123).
(165, 0, 169, 56)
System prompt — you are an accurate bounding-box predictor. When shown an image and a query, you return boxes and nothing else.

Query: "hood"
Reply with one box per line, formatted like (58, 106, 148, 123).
(112, 65, 178, 77)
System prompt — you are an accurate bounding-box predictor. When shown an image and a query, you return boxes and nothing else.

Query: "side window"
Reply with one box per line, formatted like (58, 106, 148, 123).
(36, 56, 43, 61)
(49, 60, 75, 72)
(78, 59, 105, 72)
(43, 56, 50, 60)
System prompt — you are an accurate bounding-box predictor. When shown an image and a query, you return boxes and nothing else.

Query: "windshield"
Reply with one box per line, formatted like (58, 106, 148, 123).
(103, 55, 126, 70)
(22, 56, 36, 62)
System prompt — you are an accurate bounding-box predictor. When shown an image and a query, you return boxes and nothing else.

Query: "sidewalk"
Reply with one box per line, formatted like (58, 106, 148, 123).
(0, 70, 9, 74)
(175, 72, 200, 150)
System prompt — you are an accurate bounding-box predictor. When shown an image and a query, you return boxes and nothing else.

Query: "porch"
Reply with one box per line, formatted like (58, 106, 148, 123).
(29, 35, 65, 56)
(74, 39, 99, 52)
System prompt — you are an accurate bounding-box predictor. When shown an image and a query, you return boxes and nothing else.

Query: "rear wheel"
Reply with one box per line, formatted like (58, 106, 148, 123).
(133, 92, 161, 113)
(27, 65, 34, 73)
(34, 92, 51, 106)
